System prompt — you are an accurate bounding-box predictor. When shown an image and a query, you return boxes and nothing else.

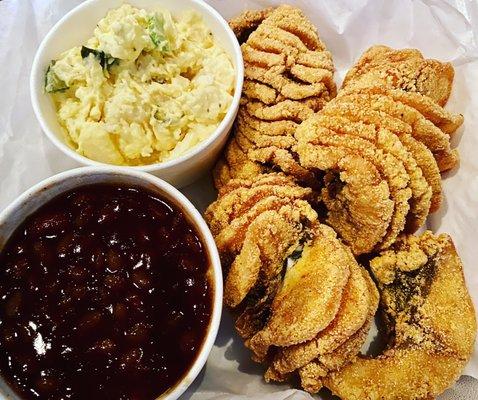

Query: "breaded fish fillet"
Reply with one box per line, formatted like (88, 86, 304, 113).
(247, 224, 354, 360)
(324, 232, 477, 400)
(320, 100, 442, 212)
(312, 113, 432, 232)
(213, 5, 336, 189)
(343, 45, 454, 106)
(271, 262, 372, 374)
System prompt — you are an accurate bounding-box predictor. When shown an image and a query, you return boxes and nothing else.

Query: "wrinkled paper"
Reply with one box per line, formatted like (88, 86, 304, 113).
(0, 0, 477, 398)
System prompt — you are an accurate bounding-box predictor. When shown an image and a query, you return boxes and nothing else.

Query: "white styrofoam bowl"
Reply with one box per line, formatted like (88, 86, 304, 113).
(0, 166, 223, 400)
(30, 0, 243, 188)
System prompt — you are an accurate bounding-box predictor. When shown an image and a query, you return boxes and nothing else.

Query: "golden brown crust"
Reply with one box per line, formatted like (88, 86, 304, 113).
(228, 8, 274, 43)
(324, 232, 477, 400)
(343, 46, 454, 106)
(296, 117, 397, 255)
(291, 267, 379, 393)
(247, 224, 352, 360)
(271, 262, 372, 374)
(301, 116, 414, 249)
(335, 92, 457, 171)
(213, 5, 336, 190)
(320, 99, 443, 212)
(212, 136, 265, 190)
(312, 113, 432, 233)
(339, 84, 464, 135)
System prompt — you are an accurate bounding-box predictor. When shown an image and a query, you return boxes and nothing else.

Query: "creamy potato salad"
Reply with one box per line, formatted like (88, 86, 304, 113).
(45, 4, 235, 165)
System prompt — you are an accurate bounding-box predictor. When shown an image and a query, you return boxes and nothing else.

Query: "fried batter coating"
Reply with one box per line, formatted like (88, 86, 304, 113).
(213, 5, 336, 190)
(265, 267, 379, 391)
(228, 8, 274, 44)
(298, 282, 378, 393)
(343, 45, 454, 106)
(247, 224, 352, 361)
(212, 136, 265, 189)
(206, 173, 308, 231)
(320, 100, 442, 212)
(304, 124, 412, 250)
(324, 232, 477, 400)
(224, 205, 311, 308)
(205, 173, 318, 321)
(336, 92, 458, 171)
(313, 114, 432, 232)
(340, 84, 464, 135)
(205, 174, 314, 252)
(343, 45, 423, 81)
(271, 262, 372, 374)
(296, 119, 395, 255)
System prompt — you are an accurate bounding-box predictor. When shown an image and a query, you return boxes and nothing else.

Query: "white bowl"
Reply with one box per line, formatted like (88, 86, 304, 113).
(30, 0, 243, 188)
(0, 166, 223, 400)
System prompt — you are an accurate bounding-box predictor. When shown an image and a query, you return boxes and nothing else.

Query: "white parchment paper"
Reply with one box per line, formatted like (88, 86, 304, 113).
(0, 0, 478, 398)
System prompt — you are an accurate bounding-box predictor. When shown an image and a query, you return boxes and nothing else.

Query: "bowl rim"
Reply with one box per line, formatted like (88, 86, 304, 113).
(0, 166, 223, 400)
(30, 0, 244, 172)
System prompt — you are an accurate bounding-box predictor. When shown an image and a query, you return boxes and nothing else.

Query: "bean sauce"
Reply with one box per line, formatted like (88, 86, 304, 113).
(0, 184, 212, 400)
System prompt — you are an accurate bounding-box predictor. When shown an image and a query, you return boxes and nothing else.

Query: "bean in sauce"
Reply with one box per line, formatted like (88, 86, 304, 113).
(0, 184, 212, 400)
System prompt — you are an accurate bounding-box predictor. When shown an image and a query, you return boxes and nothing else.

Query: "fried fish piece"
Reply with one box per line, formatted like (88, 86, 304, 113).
(343, 45, 454, 106)
(265, 267, 379, 391)
(231, 202, 316, 340)
(206, 172, 311, 234)
(228, 8, 274, 44)
(324, 232, 477, 400)
(212, 196, 303, 267)
(312, 114, 432, 232)
(342, 45, 423, 82)
(299, 122, 412, 250)
(335, 92, 458, 171)
(298, 278, 378, 393)
(233, 109, 316, 185)
(205, 173, 318, 323)
(247, 224, 353, 360)
(223, 205, 310, 307)
(340, 84, 464, 135)
(212, 136, 265, 190)
(296, 119, 395, 255)
(213, 5, 336, 190)
(271, 262, 372, 374)
(320, 100, 442, 212)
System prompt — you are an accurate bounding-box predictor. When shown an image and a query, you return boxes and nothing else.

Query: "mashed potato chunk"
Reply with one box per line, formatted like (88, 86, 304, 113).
(46, 4, 235, 165)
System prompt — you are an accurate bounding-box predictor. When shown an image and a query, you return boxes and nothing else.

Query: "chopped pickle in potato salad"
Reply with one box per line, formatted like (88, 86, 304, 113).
(46, 4, 235, 165)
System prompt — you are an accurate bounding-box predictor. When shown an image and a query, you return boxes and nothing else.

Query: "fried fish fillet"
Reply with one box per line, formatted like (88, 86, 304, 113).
(298, 272, 379, 393)
(228, 8, 273, 44)
(343, 45, 454, 106)
(234, 109, 315, 185)
(247, 224, 353, 361)
(212, 136, 265, 190)
(324, 232, 477, 400)
(301, 123, 413, 250)
(271, 262, 373, 374)
(213, 5, 336, 190)
(343, 45, 423, 80)
(264, 267, 379, 391)
(320, 100, 442, 212)
(339, 84, 464, 135)
(206, 172, 312, 236)
(335, 92, 458, 171)
(312, 113, 432, 232)
(224, 205, 310, 308)
(296, 118, 395, 255)
(205, 173, 319, 335)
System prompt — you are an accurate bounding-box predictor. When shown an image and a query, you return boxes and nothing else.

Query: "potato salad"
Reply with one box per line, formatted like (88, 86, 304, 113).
(45, 4, 235, 165)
